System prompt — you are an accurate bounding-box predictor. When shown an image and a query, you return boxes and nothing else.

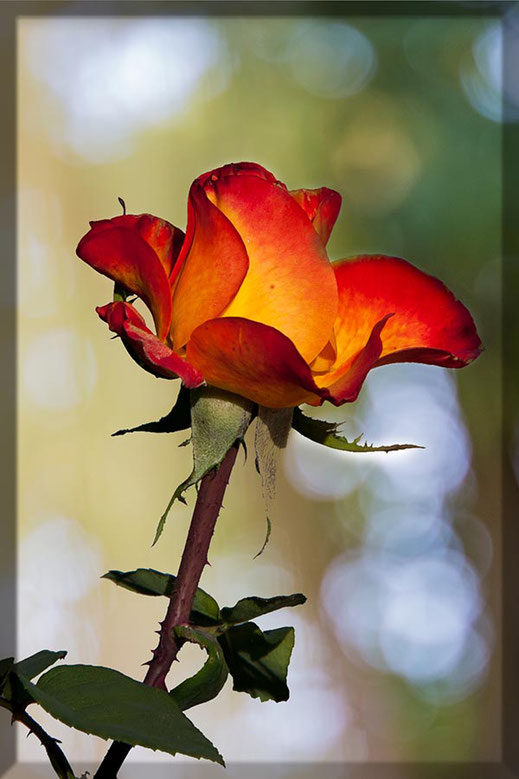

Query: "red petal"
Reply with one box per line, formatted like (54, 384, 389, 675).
(97, 301, 203, 387)
(87, 215, 184, 279)
(186, 317, 324, 408)
(77, 216, 176, 341)
(170, 181, 249, 349)
(196, 161, 282, 189)
(288, 187, 342, 245)
(318, 255, 482, 405)
(201, 164, 338, 363)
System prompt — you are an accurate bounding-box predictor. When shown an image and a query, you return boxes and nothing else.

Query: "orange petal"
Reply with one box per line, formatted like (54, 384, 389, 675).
(317, 255, 482, 404)
(288, 187, 342, 245)
(309, 330, 337, 374)
(77, 216, 175, 341)
(170, 181, 249, 349)
(324, 315, 393, 405)
(97, 302, 203, 387)
(200, 163, 338, 363)
(186, 317, 324, 408)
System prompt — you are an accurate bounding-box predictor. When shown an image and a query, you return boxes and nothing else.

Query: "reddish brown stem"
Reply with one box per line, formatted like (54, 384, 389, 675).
(94, 443, 239, 779)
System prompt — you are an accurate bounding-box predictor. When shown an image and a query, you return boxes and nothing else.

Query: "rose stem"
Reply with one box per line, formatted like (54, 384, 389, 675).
(94, 442, 240, 779)
(0, 699, 76, 778)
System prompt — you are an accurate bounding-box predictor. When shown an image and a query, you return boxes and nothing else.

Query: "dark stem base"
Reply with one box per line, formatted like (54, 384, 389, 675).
(94, 443, 239, 779)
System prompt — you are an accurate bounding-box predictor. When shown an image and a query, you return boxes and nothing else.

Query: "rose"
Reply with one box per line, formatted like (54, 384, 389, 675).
(76, 162, 481, 408)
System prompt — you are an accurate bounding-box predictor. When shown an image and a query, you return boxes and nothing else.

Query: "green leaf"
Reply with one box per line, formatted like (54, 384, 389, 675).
(221, 594, 306, 625)
(19, 665, 224, 765)
(0, 657, 14, 693)
(292, 408, 423, 453)
(102, 568, 221, 626)
(112, 386, 191, 436)
(170, 626, 228, 711)
(3, 650, 67, 709)
(254, 407, 293, 557)
(218, 623, 295, 703)
(154, 387, 254, 545)
(13, 650, 67, 680)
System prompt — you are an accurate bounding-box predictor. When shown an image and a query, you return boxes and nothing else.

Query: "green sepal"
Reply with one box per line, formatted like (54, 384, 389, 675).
(154, 387, 254, 545)
(112, 386, 191, 437)
(113, 281, 128, 302)
(253, 407, 293, 557)
(292, 407, 423, 453)
(221, 593, 306, 625)
(170, 626, 228, 711)
(19, 664, 224, 765)
(102, 568, 221, 626)
(218, 623, 295, 703)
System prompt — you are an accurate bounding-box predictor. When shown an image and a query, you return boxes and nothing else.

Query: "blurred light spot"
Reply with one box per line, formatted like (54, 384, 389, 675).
(502, 9, 519, 110)
(204, 554, 296, 606)
(321, 549, 486, 693)
(284, 431, 368, 501)
(474, 22, 501, 93)
(415, 627, 491, 705)
(22, 327, 97, 409)
(286, 21, 376, 99)
(18, 515, 102, 761)
(22, 19, 230, 162)
(358, 364, 471, 505)
(331, 95, 422, 214)
(321, 553, 390, 671)
(460, 21, 519, 123)
(240, 685, 349, 759)
(238, 615, 350, 759)
(460, 23, 503, 123)
(18, 190, 73, 317)
(364, 506, 454, 558)
(18, 515, 102, 653)
(20, 515, 102, 604)
(379, 552, 481, 682)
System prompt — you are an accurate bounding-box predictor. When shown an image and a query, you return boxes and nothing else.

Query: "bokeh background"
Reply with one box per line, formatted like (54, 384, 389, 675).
(17, 11, 502, 772)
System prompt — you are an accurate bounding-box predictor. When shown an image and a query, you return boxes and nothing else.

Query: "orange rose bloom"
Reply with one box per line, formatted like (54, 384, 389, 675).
(76, 162, 481, 408)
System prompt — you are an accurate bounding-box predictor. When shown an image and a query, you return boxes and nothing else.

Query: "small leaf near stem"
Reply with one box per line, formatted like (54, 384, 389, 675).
(218, 623, 295, 703)
(102, 568, 221, 626)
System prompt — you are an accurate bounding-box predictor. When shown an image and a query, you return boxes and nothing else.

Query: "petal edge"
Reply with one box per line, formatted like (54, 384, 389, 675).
(98, 302, 203, 387)
(186, 317, 324, 408)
